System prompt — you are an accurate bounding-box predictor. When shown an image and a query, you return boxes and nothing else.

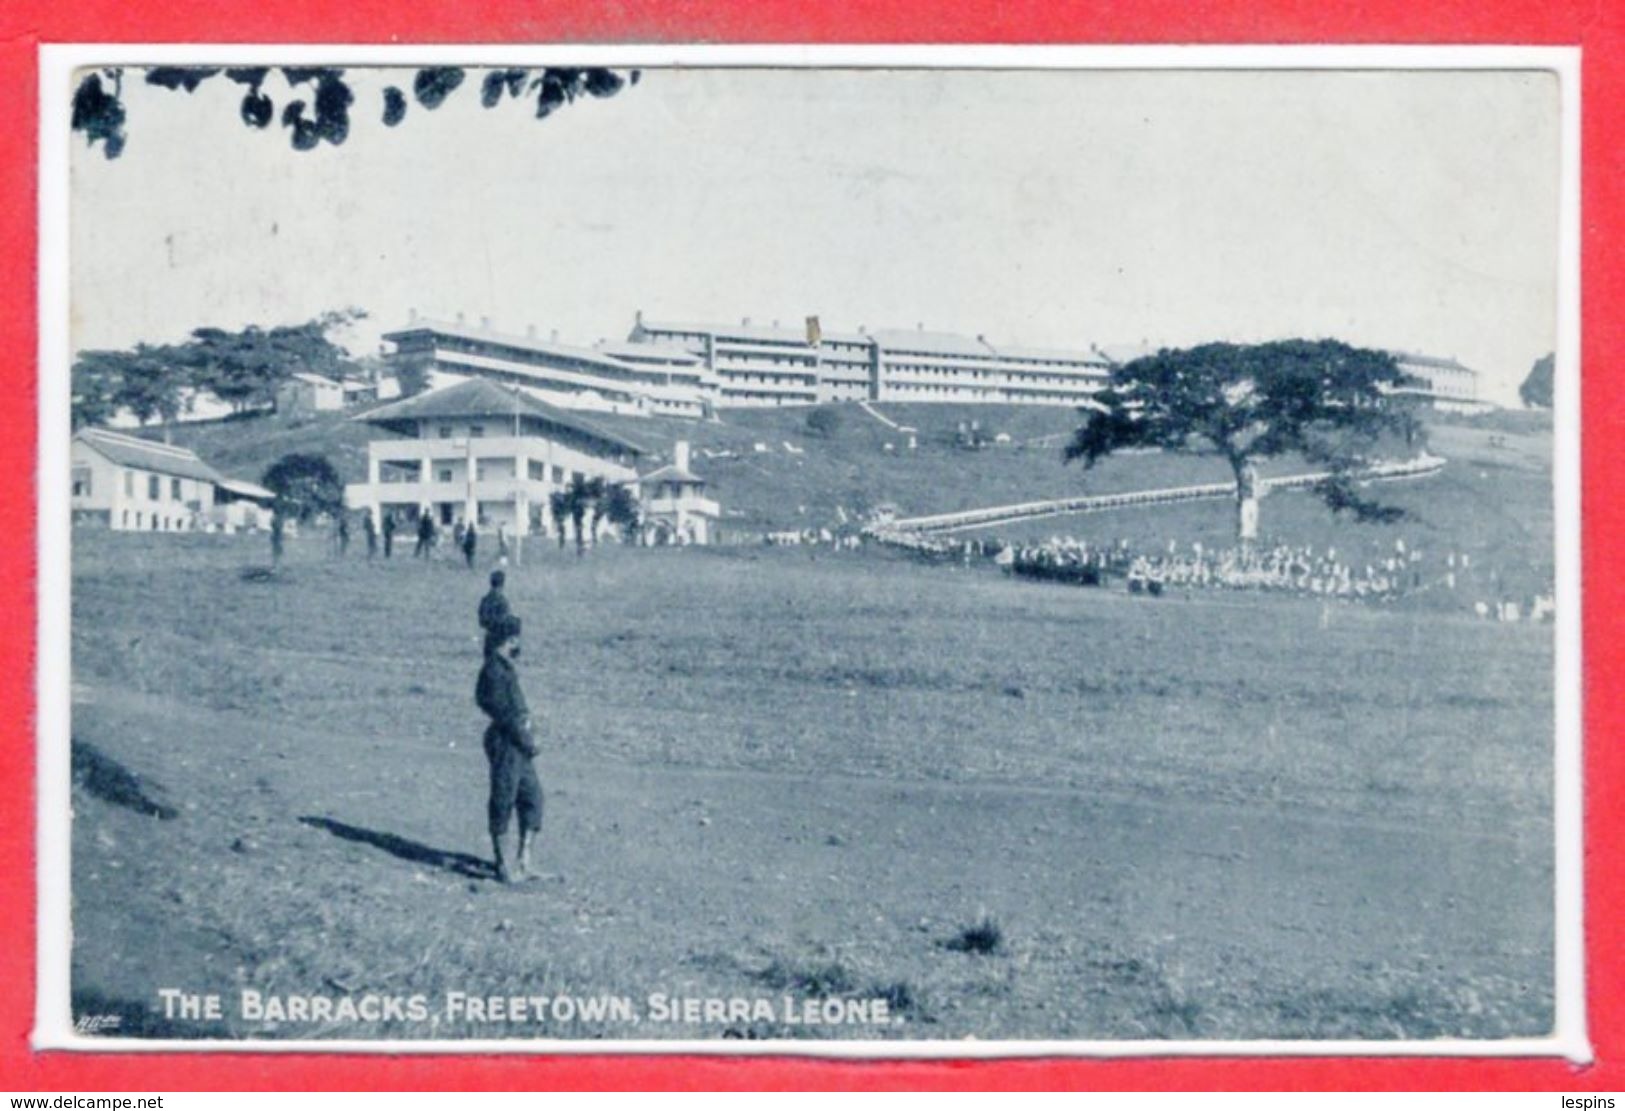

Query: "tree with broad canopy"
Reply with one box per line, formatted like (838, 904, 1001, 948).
(1064, 339, 1424, 543)
(261, 452, 345, 523)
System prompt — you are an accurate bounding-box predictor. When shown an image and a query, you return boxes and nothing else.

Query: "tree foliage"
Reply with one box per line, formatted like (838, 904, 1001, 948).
(1065, 339, 1422, 536)
(562, 474, 608, 556)
(71, 309, 363, 428)
(73, 65, 641, 159)
(261, 452, 344, 522)
(805, 406, 843, 438)
(1519, 352, 1554, 409)
(597, 482, 641, 539)
(547, 489, 571, 550)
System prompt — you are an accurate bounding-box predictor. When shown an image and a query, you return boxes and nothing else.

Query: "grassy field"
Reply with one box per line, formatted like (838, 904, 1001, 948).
(68, 524, 1555, 1042)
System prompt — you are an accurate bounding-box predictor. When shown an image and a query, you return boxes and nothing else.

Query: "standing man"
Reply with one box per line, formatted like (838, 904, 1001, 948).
(416, 509, 436, 559)
(478, 569, 512, 657)
(463, 517, 479, 569)
(363, 512, 378, 560)
(475, 615, 541, 883)
(337, 512, 351, 557)
(382, 511, 396, 559)
(270, 505, 286, 567)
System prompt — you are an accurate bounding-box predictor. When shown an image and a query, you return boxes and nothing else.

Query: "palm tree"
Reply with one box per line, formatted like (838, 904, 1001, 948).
(563, 474, 606, 557)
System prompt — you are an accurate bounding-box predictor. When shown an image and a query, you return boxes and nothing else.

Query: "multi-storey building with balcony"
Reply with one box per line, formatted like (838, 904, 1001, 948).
(627, 314, 1112, 408)
(343, 377, 645, 538)
(384, 311, 1112, 417)
(382, 314, 707, 420)
(1387, 350, 1489, 414)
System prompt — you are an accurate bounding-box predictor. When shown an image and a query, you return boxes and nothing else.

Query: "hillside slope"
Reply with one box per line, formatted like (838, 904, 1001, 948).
(136, 404, 1551, 566)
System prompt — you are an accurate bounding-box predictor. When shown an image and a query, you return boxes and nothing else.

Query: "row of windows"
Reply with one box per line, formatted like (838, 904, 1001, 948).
(72, 468, 187, 503)
(120, 508, 192, 530)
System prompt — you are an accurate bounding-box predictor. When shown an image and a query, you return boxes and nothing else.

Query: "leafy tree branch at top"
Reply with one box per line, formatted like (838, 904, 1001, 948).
(72, 65, 642, 159)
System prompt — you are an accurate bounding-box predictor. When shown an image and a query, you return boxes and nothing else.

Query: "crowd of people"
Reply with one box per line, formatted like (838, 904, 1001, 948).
(994, 533, 1554, 619)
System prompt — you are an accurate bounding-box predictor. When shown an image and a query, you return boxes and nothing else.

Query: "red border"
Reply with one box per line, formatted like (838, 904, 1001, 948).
(3, 0, 1617, 1091)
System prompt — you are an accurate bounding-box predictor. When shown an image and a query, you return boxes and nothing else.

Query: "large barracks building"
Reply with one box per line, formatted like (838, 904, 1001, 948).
(383, 310, 1484, 419)
(384, 311, 1117, 417)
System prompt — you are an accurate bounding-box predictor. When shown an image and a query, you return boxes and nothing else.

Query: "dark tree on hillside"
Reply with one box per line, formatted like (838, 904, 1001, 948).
(392, 358, 433, 400)
(73, 65, 641, 159)
(805, 406, 843, 438)
(114, 344, 194, 426)
(71, 350, 130, 429)
(72, 309, 362, 425)
(1520, 353, 1554, 409)
(72, 343, 191, 429)
(180, 309, 364, 414)
(262, 453, 344, 522)
(1065, 339, 1421, 543)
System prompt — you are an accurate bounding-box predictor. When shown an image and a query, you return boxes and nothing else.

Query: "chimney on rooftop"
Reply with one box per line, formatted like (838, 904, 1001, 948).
(456, 311, 465, 325)
(526, 324, 537, 339)
(408, 307, 418, 323)
(480, 316, 492, 331)
(773, 319, 780, 328)
(917, 322, 924, 331)
(675, 440, 691, 473)
(550, 329, 560, 343)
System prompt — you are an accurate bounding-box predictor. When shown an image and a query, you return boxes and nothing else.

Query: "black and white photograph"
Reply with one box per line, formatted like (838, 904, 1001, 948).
(40, 48, 1581, 1054)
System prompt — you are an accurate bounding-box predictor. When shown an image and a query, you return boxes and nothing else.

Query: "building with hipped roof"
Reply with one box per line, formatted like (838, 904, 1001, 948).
(71, 427, 224, 532)
(637, 440, 720, 546)
(342, 377, 646, 540)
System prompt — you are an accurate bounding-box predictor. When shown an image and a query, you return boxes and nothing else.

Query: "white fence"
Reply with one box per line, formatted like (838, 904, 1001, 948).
(886, 454, 1446, 536)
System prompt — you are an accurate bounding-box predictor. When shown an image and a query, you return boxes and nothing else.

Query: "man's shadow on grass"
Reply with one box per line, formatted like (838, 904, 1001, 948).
(299, 816, 494, 880)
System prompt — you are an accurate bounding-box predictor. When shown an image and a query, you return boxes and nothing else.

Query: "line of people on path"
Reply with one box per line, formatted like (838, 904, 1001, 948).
(316, 509, 514, 569)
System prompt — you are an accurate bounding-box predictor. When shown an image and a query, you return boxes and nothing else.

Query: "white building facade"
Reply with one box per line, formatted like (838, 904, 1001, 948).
(1388, 351, 1490, 413)
(383, 312, 1112, 416)
(342, 377, 644, 539)
(71, 428, 220, 532)
(637, 441, 721, 546)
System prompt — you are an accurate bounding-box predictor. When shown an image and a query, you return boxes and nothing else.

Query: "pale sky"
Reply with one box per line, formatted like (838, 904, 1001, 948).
(69, 65, 1561, 404)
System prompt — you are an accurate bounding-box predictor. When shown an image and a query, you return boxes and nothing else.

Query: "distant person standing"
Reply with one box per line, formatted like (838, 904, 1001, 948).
(463, 518, 479, 569)
(337, 512, 351, 557)
(478, 569, 512, 656)
(382, 511, 396, 559)
(475, 615, 542, 883)
(363, 512, 378, 560)
(415, 511, 435, 559)
(496, 521, 510, 564)
(270, 508, 286, 567)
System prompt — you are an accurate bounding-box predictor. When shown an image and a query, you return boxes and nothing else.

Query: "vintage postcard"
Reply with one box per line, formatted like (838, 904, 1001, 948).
(36, 46, 1583, 1057)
